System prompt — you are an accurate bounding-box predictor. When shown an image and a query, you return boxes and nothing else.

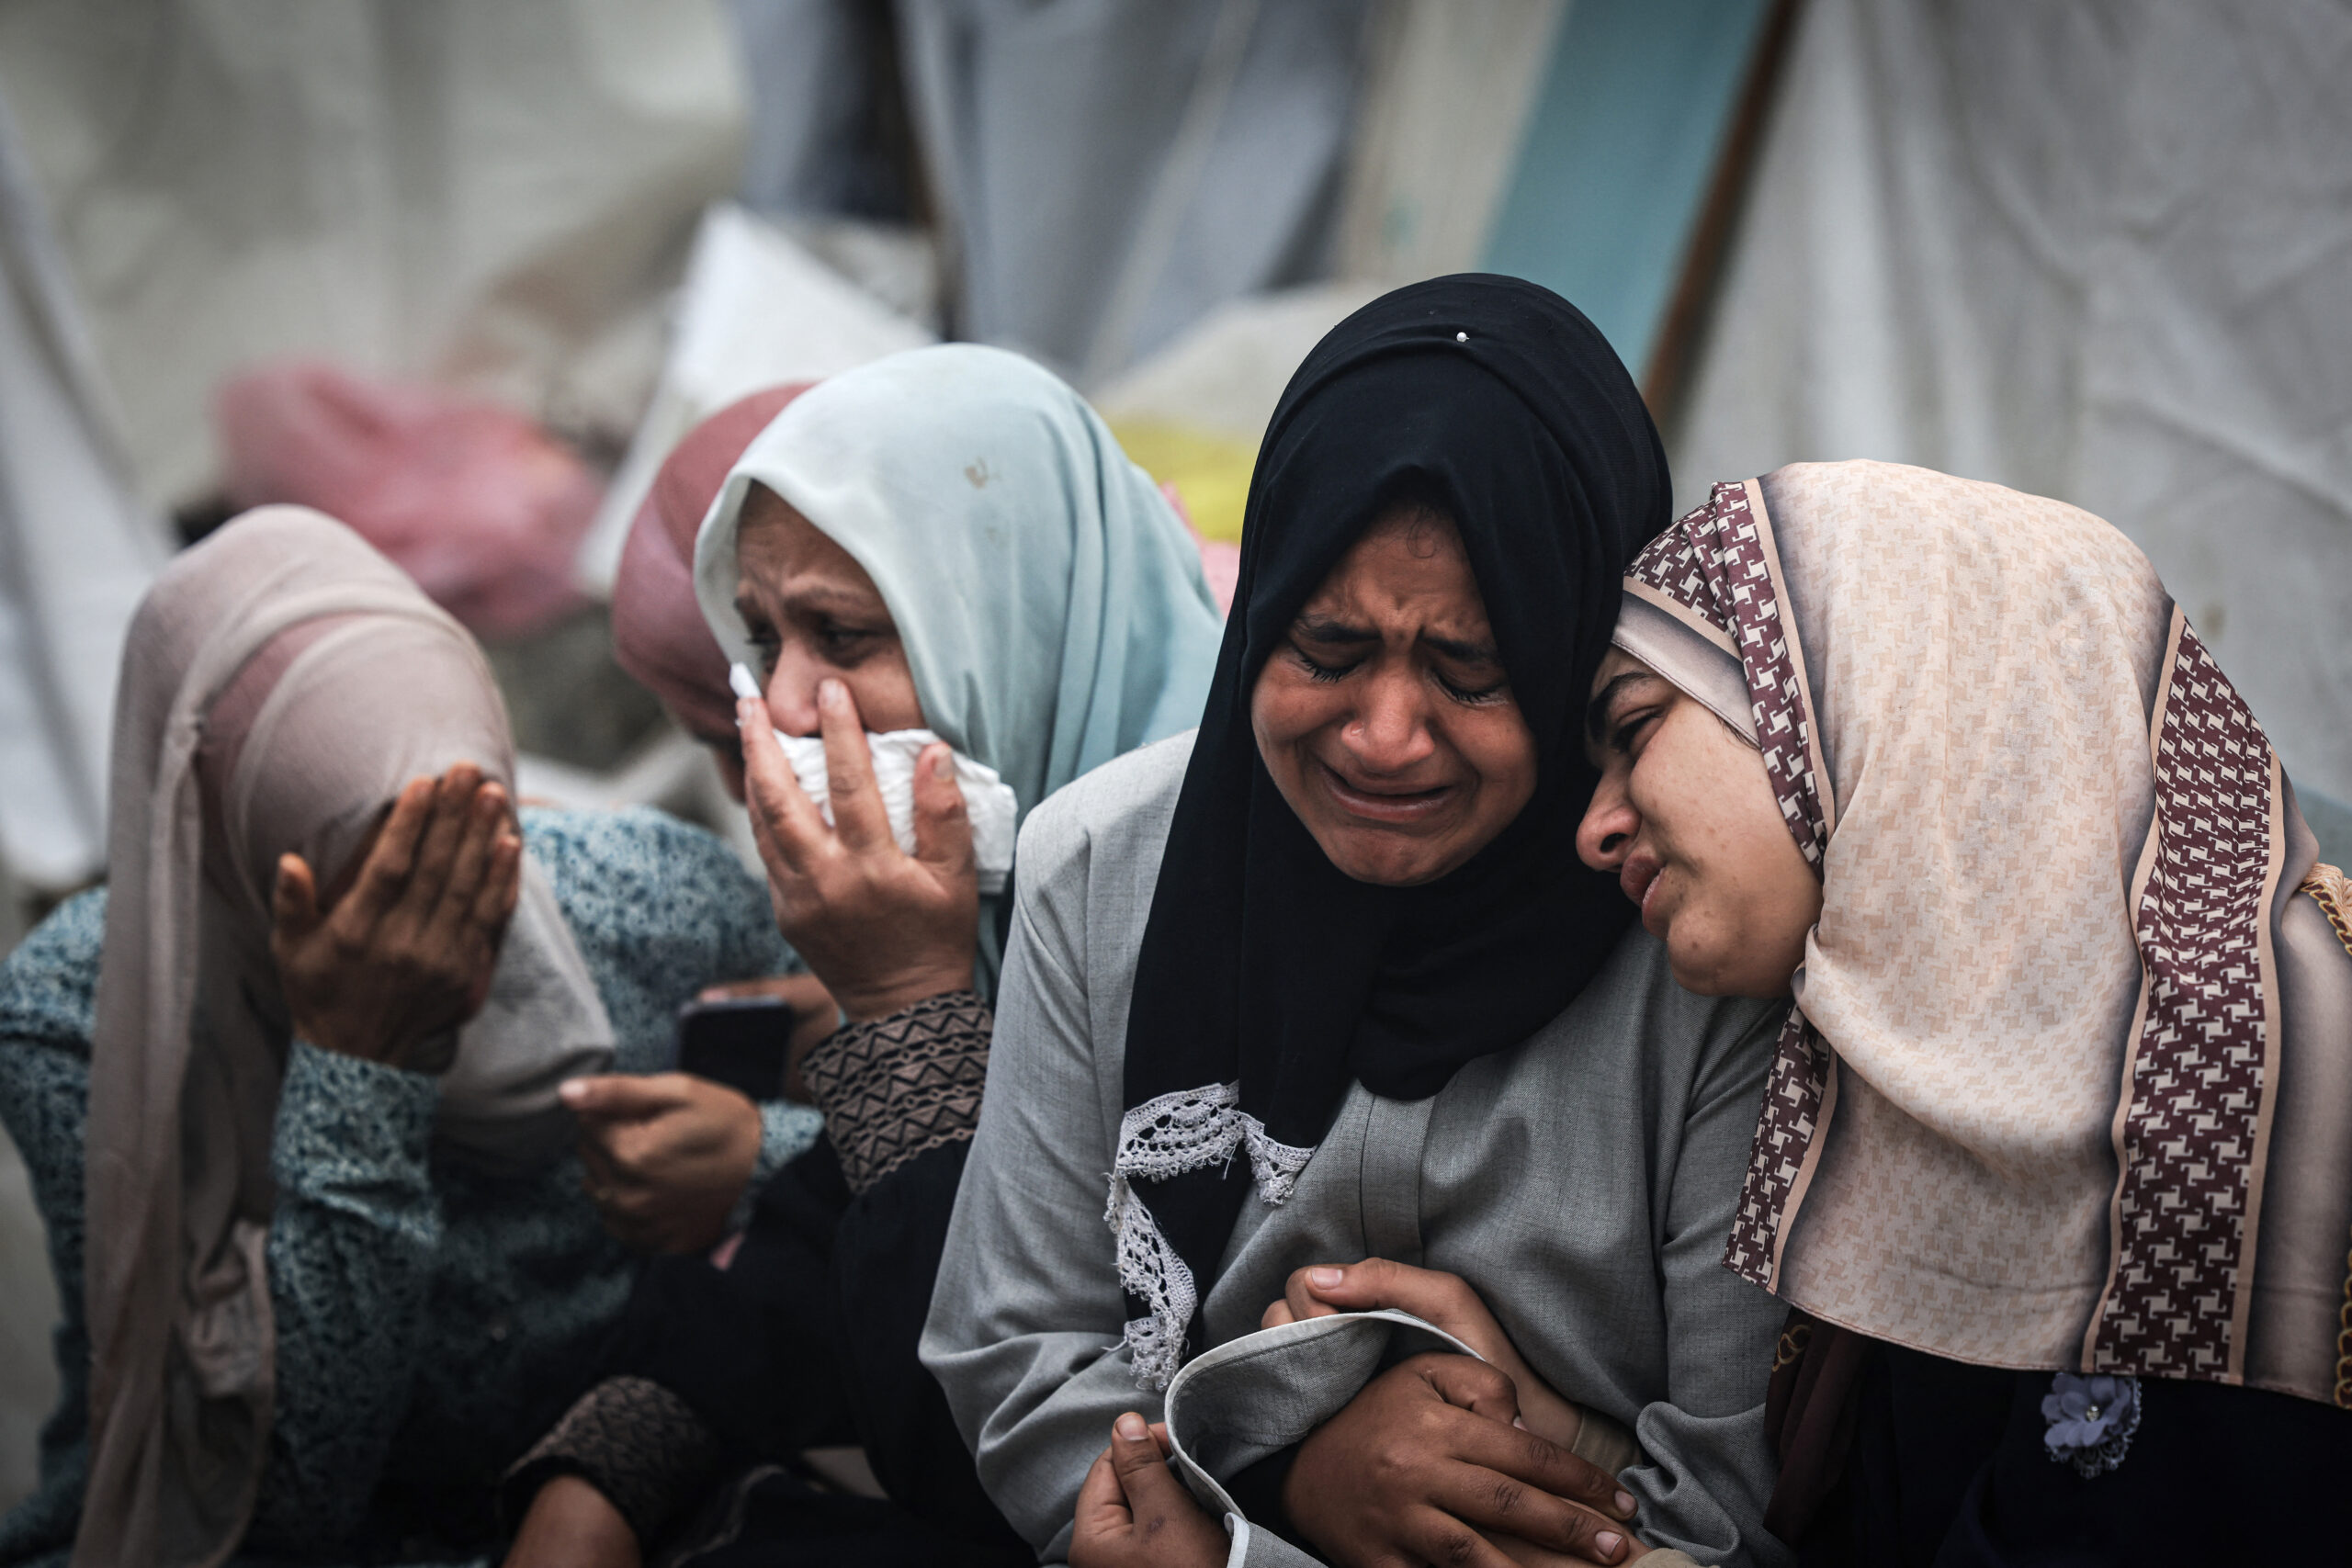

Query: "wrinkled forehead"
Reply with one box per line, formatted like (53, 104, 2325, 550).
(1295, 505, 1497, 639)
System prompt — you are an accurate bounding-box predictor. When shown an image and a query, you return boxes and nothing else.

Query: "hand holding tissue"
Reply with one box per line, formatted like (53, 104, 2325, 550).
(730, 664, 1018, 893)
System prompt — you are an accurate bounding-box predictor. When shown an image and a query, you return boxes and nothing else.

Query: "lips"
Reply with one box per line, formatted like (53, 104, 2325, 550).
(1315, 759, 1457, 826)
(1620, 851, 1664, 930)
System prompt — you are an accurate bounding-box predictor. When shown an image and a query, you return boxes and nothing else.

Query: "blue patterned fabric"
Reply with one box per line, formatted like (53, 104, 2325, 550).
(0, 808, 820, 1566)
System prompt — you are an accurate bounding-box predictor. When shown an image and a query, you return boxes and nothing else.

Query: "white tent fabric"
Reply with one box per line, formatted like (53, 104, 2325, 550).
(573, 204, 936, 592)
(894, 0, 1374, 385)
(1090, 281, 1384, 447)
(0, 85, 167, 891)
(0, 80, 139, 1513)
(729, 0, 910, 220)
(1672, 0, 2352, 802)
(1329, 0, 1566, 287)
(0, 0, 746, 510)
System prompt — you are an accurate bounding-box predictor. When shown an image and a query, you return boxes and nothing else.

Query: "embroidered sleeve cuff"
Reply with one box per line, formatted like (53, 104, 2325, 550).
(503, 1375, 722, 1546)
(798, 989, 991, 1196)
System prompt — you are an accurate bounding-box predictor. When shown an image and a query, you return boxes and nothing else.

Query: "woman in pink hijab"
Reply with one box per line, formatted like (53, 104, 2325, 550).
(560, 387, 841, 1281)
(613, 386, 814, 797)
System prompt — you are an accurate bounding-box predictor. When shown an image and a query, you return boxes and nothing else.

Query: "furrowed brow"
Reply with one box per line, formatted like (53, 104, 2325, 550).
(781, 584, 889, 620)
(1420, 632, 1500, 664)
(1292, 615, 1377, 645)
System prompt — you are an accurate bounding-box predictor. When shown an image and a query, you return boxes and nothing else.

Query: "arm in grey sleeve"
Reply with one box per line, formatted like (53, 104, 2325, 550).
(920, 868, 1157, 1560)
(1624, 1002, 1793, 1568)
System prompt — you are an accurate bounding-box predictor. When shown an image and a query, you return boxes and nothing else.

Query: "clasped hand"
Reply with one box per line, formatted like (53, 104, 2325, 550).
(1071, 1259, 1644, 1568)
(270, 763, 521, 1072)
(735, 677, 978, 1021)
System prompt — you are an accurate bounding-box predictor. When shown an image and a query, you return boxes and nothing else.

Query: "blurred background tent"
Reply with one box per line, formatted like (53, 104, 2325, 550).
(1, 0, 2348, 1509)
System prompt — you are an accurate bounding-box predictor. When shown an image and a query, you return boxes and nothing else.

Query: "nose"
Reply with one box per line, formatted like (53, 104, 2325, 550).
(1340, 665, 1436, 774)
(1577, 766, 1640, 872)
(762, 644, 825, 738)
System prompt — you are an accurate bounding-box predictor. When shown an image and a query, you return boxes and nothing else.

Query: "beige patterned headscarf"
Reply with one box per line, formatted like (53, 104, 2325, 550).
(1614, 460, 2352, 1407)
(78, 507, 614, 1568)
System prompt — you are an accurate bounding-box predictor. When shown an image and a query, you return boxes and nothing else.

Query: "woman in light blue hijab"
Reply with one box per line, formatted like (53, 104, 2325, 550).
(503, 344, 1222, 1566)
(695, 341, 1224, 1000)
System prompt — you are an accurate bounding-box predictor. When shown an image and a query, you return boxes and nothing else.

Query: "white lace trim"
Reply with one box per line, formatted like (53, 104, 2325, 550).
(1103, 1081, 1316, 1390)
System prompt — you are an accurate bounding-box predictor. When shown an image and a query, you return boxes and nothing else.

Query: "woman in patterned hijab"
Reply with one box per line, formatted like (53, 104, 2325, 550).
(1578, 459, 2352, 1562)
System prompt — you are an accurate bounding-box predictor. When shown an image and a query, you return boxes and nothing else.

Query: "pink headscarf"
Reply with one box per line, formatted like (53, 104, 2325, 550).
(612, 386, 814, 739)
(80, 506, 611, 1568)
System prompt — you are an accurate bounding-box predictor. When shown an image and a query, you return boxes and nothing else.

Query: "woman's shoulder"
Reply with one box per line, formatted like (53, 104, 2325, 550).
(1007, 731, 1193, 989)
(520, 805, 761, 909)
(1565, 926, 1788, 1100)
(1015, 728, 1195, 885)
(520, 803, 742, 873)
(518, 805, 775, 963)
(0, 887, 108, 1046)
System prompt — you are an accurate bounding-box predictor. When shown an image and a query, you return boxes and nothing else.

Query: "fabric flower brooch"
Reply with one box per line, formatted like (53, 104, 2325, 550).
(2041, 1372, 2140, 1478)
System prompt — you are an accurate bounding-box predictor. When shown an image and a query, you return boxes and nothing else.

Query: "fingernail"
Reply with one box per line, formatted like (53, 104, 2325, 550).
(1115, 1412, 1148, 1440)
(559, 1081, 586, 1105)
(819, 678, 843, 706)
(1512, 1416, 1527, 1429)
(1614, 1490, 1636, 1517)
(933, 750, 955, 781)
(1308, 1267, 1343, 1289)
(1596, 1533, 1623, 1558)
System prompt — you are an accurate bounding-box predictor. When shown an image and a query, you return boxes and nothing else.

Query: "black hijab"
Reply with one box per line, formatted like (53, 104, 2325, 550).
(1112, 275, 1670, 1385)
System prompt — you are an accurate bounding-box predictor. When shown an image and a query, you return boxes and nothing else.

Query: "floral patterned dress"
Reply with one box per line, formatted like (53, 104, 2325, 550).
(0, 808, 820, 1567)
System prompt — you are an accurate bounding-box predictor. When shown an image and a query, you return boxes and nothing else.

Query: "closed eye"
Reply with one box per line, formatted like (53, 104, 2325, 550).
(1609, 710, 1659, 754)
(809, 617, 889, 658)
(741, 616, 782, 671)
(1435, 667, 1510, 705)
(1290, 645, 1358, 683)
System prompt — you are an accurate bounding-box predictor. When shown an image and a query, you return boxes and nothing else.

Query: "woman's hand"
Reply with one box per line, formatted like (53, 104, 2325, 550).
(502, 1474, 639, 1568)
(270, 763, 521, 1071)
(1283, 1354, 1641, 1568)
(564, 1073, 764, 1253)
(1070, 1413, 1229, 1568)
(737, 679, 977, 1021)
(1262, 1258, 1589, 1452)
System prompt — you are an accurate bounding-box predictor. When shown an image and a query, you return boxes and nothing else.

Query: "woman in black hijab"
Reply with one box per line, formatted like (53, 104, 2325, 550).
(923, 277, 1794, 1568)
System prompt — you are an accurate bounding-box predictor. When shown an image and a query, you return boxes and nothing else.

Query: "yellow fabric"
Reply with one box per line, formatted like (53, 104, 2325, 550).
(1104, 419, 1259, 543)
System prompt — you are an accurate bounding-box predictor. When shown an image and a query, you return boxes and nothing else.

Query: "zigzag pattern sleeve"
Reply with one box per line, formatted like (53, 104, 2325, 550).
(502, 1375, 721, 1546)
(799, 990, 992, 1197)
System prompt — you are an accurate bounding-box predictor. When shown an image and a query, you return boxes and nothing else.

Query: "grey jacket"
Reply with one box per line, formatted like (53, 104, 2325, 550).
(922, 732, 1794, 1567)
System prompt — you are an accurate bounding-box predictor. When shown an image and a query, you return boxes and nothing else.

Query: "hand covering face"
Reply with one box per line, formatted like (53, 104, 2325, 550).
(1109, 275, 1672, 1388)
(1617, 461, 2352, 1406)
(79, 507, 612, 1568)
(691, 343, 1227, 996)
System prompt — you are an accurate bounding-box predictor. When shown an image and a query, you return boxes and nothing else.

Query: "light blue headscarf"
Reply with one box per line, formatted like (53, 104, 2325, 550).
(694, 343, 1224, 994)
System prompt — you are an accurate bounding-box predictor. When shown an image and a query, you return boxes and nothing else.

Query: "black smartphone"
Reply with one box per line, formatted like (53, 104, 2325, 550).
(674, 994, 794, 1100)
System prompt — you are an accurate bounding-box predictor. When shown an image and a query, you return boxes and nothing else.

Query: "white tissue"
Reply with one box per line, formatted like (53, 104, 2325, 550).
(730, 663, 1017, 893)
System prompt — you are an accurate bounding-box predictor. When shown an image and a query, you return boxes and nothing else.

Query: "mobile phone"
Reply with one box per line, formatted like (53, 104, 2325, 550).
(674, 994, 794, 1100)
